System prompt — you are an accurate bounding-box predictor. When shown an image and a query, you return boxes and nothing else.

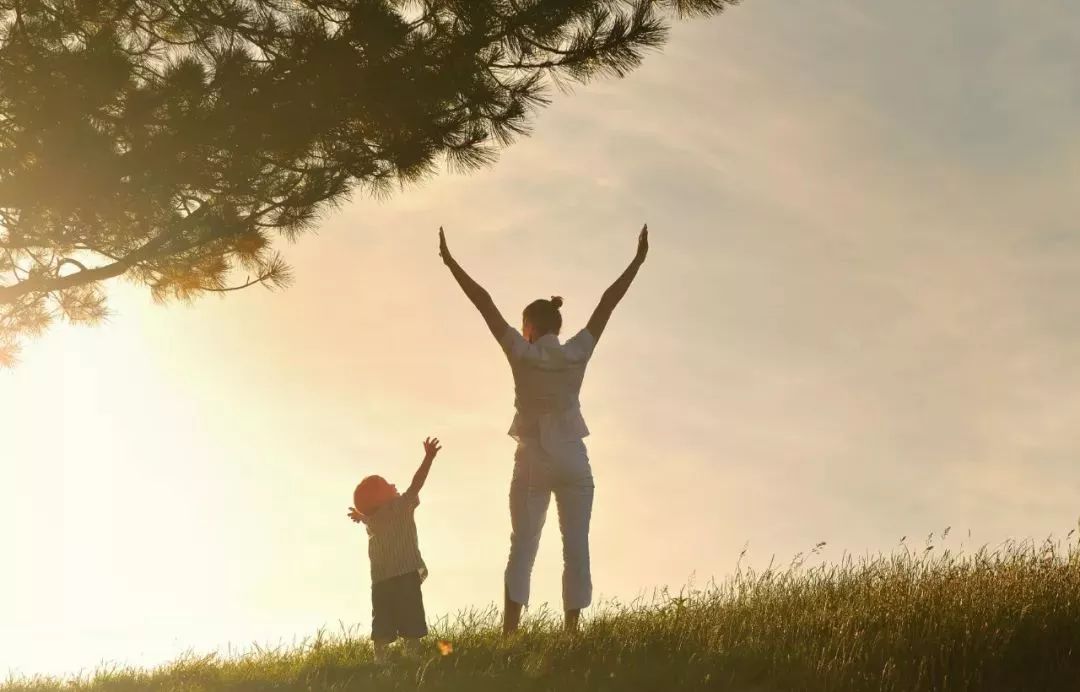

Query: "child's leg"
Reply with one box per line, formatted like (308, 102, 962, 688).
(398, 572, 429, 656)
(401, 637, 423, 658)
(373, 639, 392, 664)
(372, 578, 394, 664)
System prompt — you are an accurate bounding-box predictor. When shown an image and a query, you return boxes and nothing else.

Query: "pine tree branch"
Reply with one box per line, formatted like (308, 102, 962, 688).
(201, 275, 271, 292)
(0, 230, 175, 303)
(56, 258, 88, 274)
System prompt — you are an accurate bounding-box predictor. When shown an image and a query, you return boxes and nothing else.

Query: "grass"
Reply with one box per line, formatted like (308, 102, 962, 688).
(6, 533, 1080, 692)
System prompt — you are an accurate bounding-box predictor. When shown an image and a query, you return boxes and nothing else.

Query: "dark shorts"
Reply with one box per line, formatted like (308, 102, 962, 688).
(372, 571, 428, 641)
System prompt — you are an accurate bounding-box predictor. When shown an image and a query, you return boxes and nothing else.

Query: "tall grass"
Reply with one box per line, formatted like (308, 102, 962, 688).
(7, 534, 1080, 692)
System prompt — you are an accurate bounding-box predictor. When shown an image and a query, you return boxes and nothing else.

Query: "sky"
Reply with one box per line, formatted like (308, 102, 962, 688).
(3, 0, 1080, 678)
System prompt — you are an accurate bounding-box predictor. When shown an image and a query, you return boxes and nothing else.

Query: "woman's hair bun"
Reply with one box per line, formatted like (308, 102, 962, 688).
(550, 296, 564, 309)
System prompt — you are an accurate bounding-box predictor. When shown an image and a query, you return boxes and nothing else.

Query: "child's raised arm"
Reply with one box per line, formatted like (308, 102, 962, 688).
(405, 437, 442, 498)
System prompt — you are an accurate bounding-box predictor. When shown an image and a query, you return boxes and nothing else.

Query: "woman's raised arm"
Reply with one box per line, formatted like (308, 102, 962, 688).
(440, 227, 510, 341)
(586, 224, 649, 343)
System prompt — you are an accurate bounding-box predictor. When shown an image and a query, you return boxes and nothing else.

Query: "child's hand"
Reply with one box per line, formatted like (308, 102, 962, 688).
(423, 436, 442, 459)
(347, 507, 365, 523)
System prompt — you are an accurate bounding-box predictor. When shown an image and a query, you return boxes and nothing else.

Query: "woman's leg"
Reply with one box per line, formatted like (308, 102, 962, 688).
(503, 583, 524, 635)
(503, 441, 551, 633)
(554, 483, 594, 627)
(554, 441, 595, 630)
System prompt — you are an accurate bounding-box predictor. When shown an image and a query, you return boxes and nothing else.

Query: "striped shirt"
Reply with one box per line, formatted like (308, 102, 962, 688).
(366, 492, 427, 584)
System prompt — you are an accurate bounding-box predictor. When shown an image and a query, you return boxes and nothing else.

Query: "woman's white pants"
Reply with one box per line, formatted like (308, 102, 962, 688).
(504, 437, 594, 612)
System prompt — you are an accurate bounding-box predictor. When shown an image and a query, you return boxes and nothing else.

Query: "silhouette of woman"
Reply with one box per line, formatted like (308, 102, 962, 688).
(439, 224, 649, 633)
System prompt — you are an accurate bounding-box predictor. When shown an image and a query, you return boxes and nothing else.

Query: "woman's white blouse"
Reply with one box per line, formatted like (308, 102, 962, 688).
(500, 327, 597, 446)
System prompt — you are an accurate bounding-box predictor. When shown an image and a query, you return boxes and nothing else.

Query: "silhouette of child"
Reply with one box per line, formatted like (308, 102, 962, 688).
(348, 437, 441, 663)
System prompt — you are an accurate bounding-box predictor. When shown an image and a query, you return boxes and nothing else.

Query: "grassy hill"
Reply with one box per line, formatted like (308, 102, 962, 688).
(7, 536, 1080, 692)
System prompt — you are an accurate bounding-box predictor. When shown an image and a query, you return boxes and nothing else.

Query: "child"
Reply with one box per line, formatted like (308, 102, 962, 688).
(348, 436, 442, 662)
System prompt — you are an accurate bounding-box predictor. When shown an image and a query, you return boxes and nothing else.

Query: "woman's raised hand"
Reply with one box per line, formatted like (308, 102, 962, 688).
(635, 223, 649, 265)
(438, 225, 510, 340)
(439, 226, 452, 265)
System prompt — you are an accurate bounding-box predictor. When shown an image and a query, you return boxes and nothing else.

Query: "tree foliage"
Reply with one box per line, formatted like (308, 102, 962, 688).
(0, 0, 735, 364)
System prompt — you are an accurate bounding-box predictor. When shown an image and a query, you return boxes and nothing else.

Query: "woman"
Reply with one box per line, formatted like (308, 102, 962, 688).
(439, 224, 649, 633)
